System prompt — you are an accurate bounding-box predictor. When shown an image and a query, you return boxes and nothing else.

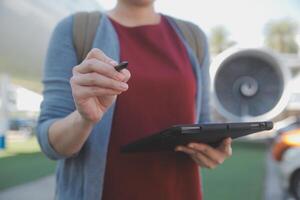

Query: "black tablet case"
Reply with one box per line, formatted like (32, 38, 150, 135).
(121, 121, 273, 153)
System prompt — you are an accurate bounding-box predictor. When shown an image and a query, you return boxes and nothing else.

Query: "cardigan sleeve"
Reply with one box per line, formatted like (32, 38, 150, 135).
(185, 22, 211, 123)
(37, 15, 77, 160)
(170, 17, 212, 123)
(195, 27, 211, 123)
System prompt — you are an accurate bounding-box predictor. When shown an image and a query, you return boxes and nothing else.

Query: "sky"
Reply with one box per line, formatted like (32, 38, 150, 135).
(99, 0, 300, 47)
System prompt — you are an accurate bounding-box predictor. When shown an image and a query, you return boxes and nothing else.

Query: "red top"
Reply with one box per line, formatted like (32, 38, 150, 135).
(102, 15, 202, 200)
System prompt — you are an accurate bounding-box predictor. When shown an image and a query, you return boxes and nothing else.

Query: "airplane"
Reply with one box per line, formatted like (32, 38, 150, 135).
(0, 0, 102, 92)
(1, 0, 300, 122)
(1, 1, 300, 123)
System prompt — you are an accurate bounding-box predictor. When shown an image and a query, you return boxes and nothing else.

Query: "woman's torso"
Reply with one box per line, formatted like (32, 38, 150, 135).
(102, 15, 202, 200)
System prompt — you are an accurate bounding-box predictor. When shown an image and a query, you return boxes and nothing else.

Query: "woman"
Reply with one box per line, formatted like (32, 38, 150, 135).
(37, 0, 232, 199)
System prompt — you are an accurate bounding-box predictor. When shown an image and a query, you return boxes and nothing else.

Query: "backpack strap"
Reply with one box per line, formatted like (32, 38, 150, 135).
(73, 12, 206, 66)
(173, 18, 206, 66)
(73, 11, 102, 63)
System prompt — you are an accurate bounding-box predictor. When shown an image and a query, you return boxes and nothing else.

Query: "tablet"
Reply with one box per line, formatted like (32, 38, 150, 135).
(120, 121, 273, 153)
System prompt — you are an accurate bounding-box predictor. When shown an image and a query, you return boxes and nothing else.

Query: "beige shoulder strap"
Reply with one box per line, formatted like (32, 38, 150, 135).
(173, 19, 206, 65)
(73, 11, 102, 63)
(72, 12, 205, 65)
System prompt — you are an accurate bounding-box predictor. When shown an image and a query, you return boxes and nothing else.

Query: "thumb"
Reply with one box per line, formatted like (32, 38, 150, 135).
(218, 138, 232, 154)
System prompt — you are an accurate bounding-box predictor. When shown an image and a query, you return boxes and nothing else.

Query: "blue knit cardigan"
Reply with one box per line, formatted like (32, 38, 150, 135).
(37, 13, 210, 200)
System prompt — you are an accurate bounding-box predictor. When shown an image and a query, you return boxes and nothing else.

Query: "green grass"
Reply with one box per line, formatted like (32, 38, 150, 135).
(0, 137, 56, 190)
(0, 137, 267, 199)
(0, 137, 40, 158)
(202, 142, 267, 200)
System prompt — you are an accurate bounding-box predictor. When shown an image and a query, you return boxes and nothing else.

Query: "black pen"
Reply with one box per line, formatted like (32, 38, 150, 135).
(114, 61, 128, 72)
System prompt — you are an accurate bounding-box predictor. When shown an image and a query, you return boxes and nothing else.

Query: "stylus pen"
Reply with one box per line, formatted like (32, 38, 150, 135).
(114, 61, 128, 72)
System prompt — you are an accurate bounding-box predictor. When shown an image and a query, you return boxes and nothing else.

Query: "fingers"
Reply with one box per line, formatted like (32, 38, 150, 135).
(175, 146, 196, 155)
(217, 138, 233, 157)
(72, 85, 123, 99)
(191, 152, 219, 169)
(86, 48, 118, 66)
(71, 72, 128, 91)
(73, 49, 131, 83)
(75, 48, 131, 81)
(175, 146, 219, 169)
(188, 143, 226, 165)
(73, 59, 125, 81)
(175, 138, 233, 169)
(71, 48, 131, 102)
(120, 69, 131, 82)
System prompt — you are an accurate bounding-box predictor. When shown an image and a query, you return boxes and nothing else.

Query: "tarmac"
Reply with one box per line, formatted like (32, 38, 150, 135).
(0, 175, 55, 200)
(265, 148, 298, 200)
(264, 150, 291, 200)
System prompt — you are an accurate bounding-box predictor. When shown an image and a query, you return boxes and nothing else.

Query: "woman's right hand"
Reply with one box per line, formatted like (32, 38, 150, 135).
(70, 48, 131, 124)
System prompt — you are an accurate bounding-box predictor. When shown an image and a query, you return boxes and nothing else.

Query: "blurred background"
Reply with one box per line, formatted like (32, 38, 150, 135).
(0, 0, 300, 199)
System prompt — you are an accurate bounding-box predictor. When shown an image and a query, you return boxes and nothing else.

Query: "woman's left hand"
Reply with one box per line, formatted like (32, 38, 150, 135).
(175, 138, 232, 169)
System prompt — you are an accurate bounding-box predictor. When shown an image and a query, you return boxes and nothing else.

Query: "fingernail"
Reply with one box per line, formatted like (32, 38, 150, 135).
(117, 73, 125, 80)
(188, 144, 194, 148)
(120, 82, 128, 90)
(110, 60, 118, 66)
(176, 147, 182, 151)
(226, 138, 232, 144)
